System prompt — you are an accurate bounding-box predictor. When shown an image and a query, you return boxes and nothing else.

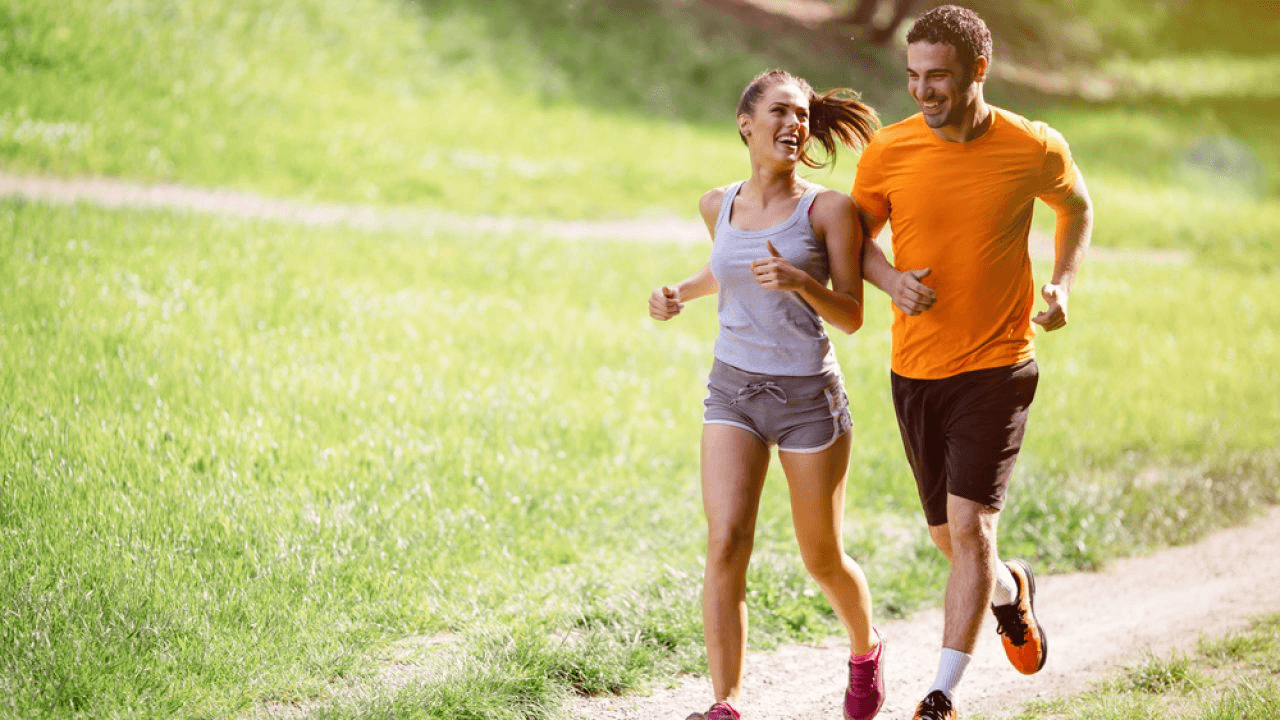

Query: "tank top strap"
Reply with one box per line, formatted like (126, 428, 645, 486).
(715, 181, 746, 231)
(797, 186, 821, 219)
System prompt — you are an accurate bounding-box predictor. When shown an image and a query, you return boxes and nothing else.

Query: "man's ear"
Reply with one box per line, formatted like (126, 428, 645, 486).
(972, 55, 989, 84)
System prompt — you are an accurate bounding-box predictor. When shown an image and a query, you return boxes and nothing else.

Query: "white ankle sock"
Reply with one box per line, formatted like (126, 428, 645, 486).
(991, 559, 1017, 606)
(927, 647, 971, 700)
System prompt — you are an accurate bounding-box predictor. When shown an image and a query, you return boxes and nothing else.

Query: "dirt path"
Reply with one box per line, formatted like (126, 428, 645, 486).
(574, 506, 1280, 719)
(0, 171, 711, 243)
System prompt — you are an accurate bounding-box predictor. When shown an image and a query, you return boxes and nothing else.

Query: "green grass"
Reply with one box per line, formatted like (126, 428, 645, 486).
(1099, 54, 1280, 101)
(4, 0, 1279, 267)
(5, 0, 1278, 271)
(1024, 92, 1280, 272)
(0, 0, 883, 218)
(1001, 614, 1280, 719)
(2, 193, 1279, 717)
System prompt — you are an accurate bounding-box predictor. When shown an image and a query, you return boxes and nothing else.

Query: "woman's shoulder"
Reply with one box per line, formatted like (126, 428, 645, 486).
(808, 185, 855, 214)
(698, 183, 740, 223)
(700, 183, 734, 206)
(805, 186, 857, 239)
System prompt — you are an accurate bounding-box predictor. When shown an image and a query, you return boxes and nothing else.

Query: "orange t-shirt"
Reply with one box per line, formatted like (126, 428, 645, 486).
(853, 107, 1077, 380)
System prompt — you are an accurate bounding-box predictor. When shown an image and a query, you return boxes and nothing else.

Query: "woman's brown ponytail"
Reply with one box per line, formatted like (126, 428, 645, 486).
(805, 88, 879, 169)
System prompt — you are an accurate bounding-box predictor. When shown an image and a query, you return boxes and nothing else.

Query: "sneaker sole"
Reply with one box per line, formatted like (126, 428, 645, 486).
(1010, 558, 1047, 673)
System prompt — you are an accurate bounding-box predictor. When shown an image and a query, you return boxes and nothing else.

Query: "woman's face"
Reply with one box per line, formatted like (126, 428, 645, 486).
(739, 82, 810, 165)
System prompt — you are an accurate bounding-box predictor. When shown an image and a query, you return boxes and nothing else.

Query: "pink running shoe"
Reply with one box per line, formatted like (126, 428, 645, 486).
(685, 701, 740, 720)
(844, 632, 885, 720)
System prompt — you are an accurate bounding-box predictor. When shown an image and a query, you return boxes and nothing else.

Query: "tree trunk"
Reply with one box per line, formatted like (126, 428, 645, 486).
(871, 0, 917, 44)
(844, 0, 880, 25)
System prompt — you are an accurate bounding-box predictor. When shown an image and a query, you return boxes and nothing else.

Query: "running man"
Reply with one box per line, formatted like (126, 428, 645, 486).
(851, 6, 1094, 719)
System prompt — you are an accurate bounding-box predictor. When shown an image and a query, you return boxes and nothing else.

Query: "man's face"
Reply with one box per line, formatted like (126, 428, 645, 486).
(906, 41, 982, 132)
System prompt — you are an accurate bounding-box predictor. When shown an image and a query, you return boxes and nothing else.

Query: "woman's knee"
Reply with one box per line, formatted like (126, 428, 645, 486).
(798, 539, 847, 582)
(706, 524, 756, 570)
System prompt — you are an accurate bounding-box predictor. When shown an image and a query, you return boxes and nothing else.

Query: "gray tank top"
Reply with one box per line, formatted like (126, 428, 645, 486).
(709, 181, 838, 376)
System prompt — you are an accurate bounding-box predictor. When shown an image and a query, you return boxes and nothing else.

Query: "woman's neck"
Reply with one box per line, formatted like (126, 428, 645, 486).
(746, 166, 804, 206)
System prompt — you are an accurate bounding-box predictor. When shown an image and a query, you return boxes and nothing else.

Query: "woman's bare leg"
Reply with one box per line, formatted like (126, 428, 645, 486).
(700, 423, 771, 702)
(779, 432, 876, 654)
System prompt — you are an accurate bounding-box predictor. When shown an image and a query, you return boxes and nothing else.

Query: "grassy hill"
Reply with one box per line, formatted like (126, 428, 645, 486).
(3, 0, 1276, 261)
(0, 0, 901, 217)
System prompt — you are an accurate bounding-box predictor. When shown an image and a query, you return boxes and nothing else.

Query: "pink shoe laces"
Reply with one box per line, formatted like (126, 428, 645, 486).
(706, 701, 740, 720)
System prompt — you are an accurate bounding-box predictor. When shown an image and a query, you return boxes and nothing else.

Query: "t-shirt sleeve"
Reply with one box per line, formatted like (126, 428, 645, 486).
(852, 139, 889, 220)
(1037, 124, 1078, 204)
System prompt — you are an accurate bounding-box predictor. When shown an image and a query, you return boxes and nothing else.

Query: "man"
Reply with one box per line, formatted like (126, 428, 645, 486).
(852, 5, 1093, 719)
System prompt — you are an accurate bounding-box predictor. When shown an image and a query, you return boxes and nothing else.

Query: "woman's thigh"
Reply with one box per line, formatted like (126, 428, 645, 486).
(700, 422, 772, 544)
(779, 431, 852, 555)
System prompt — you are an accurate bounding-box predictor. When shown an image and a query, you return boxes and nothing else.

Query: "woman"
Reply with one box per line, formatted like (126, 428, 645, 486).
(648, 70, 883, 720)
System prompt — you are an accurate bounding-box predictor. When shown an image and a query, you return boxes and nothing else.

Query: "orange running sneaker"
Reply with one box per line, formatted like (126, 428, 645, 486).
(991, 558, 1047, 674)
(911, 690, 955, 719)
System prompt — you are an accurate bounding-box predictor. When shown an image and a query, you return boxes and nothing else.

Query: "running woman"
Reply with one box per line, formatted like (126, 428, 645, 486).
(649, 69, 883, 720)
(852, 6, 1094, 719)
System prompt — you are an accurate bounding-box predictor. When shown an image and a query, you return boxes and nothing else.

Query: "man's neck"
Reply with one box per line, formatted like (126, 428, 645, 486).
(932, 97, 993, 143)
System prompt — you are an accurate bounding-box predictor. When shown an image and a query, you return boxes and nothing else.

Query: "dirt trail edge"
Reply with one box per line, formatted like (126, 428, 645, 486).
(0, 172, 709, 244)
(573, 505, 1280, 720)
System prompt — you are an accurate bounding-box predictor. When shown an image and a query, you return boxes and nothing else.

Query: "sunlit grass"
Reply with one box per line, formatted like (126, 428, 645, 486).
(2, 197, 1278, 717)
(1030, 102, 1280, 269)
(0, 0, 870, 218)
(1002, 614, 1280, 720)
(1100, 54, 1280, 101)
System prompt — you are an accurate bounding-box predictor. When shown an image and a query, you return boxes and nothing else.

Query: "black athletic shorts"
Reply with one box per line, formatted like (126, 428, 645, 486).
(890, 359, 1039, 527)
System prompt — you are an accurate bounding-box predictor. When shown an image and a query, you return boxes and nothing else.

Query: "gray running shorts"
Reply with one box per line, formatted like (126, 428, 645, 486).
(703, 359, 851, 453)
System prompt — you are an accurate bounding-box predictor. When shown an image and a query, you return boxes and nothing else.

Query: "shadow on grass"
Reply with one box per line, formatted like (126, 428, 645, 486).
(407, 0, 911, 125)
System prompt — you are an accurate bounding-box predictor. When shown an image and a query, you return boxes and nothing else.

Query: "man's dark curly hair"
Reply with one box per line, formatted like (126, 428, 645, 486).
(906, 5, 992, 75)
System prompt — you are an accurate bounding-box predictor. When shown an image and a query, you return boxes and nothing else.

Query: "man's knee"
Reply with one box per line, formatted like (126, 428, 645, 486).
(946, 496, 998, 552)
(929, 523, 953, 560)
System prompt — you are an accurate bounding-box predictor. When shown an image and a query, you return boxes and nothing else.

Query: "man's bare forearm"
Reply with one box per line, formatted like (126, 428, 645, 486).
(861, 238, 898, 294)
(1051, 203, 1093, 291)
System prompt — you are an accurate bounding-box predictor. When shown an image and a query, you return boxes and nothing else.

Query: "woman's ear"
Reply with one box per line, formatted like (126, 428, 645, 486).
(738, 113, 752, 138)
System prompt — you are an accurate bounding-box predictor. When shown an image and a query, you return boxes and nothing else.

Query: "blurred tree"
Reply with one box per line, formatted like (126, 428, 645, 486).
(829, 0, 1278, 61)
(835, 0, 920, 45)
(699, 0, 1275, 78)
(827, 0, 1101, 63)
(961, 0, 1101, 67)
